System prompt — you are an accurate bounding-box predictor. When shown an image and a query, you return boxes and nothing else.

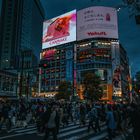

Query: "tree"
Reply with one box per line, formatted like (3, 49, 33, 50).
(83, 73, 103, 101)
(55, 81, 72, 100)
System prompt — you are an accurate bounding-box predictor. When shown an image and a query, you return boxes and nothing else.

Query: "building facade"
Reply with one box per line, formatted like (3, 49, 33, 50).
(40, 43, 74, 97)
(40, 6, 130, 100)
(40, 39, 130, 100)
(0, 70, 17, 98)
(0, 0, 44, 97)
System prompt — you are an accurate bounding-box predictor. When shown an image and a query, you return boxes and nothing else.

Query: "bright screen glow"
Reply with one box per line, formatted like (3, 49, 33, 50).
(42, 10, 76, 49)
(41, 49, 56, 60)
(77, 6, 118, 40)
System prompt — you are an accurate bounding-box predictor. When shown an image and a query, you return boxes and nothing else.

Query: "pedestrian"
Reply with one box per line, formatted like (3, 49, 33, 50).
(87, 107, 96, 133)
(106, 105, 116, 140)
(129, 103, 140, 140)
(79, 104, 86, 126)
(43, 104, 60, 140)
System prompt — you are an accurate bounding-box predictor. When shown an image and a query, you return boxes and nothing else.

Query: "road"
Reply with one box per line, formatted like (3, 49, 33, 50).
(0, 121, 126, 140)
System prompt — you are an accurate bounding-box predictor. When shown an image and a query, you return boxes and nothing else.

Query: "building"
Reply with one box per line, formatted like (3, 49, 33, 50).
(40, 6, 130, 100)
(119, 45, 130, 96)
(133, 71, 140, 93)
(40, 41, 130, 100)
(0, 70, 17, 98)
(76, 39, 113, 100)
(0, 0, 44, 97)
(40, 43, 74, 97)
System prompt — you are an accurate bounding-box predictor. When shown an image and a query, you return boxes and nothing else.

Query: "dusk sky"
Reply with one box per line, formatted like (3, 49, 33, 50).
(0, 0, 139, 76)
(41, 0, 140, 76)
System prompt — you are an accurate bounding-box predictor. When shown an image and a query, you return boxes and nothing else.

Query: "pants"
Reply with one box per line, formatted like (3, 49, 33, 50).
(95, 119, 101, 132)
(43, 127, 57, 140)
(88, 120, 96, 132)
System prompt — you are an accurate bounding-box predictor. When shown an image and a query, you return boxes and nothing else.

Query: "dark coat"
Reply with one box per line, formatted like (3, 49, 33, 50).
(41, 108, 60, 129)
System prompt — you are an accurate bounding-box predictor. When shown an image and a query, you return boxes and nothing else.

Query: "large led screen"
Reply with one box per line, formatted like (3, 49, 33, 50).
(41, 49, 56, 60)
(42, 10, 76, 49)
(77, 6, 118, 40)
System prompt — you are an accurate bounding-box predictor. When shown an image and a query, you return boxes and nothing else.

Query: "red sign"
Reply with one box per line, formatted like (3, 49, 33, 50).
(87, 32, 107, 36)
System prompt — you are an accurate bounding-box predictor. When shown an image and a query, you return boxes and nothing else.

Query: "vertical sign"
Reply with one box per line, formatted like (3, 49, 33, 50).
(66, 49, 73, 82)
(73, 44, 77, 96)
(107, 69, 112, 84)
(111, 41, 122, 97)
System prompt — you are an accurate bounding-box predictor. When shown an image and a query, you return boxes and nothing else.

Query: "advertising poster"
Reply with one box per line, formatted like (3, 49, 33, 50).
(95, 69, 105, 81)
(42, 10, 76, 49)
(41, 49, 56, 60)
(107, 69, 112, 84)
(77, 6, 118, 40)
(66, 60, 73, 82)
(111, 42, 122, 96)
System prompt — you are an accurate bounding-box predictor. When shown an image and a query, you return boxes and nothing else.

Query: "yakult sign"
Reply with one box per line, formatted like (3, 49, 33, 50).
(77, 6, 118, 40)
(42, 10, 76, 49)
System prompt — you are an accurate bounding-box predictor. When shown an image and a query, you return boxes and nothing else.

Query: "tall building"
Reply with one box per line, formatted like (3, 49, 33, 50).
(40, 6, 130, 100)
(76, 39, 113, 100)
(0, 0, 44, 69)
(40, 40, 130, 100)
(0, 0, 44, 98)
(119, 45, 130, 96)
(134, 71, 140, 93)
(40, 43, 74, 97)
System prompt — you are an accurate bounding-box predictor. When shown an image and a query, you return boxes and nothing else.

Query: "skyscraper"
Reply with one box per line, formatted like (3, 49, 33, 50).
(0, 0, 44, 98)
(0, 0, 44, 70)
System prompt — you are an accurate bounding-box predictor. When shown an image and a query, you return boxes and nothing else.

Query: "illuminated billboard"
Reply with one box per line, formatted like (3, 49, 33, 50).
(111, 42, 122, 96)
(95, 69, 107, 81)
(41, 49, 56, 60)
(42, 10, 76, 49)
(77, 6, 118, 40)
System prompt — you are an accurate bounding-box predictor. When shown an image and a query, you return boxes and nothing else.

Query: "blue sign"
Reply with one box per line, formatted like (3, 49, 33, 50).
(66, 60, 73, 82)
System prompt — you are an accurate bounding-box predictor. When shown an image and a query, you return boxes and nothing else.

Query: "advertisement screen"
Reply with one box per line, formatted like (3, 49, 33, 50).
(77, 6, 118, 40)
(41, 49, 56, 60)
(111, 42, 122, 96)
(95, 69, 107, 81)
(42, 10, 76, 49)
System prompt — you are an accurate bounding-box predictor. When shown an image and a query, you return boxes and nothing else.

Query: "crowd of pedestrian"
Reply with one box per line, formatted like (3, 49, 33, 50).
(0, 98, 140, 140)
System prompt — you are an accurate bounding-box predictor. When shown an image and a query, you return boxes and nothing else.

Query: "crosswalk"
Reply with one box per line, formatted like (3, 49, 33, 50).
(0, 121, 109, 140)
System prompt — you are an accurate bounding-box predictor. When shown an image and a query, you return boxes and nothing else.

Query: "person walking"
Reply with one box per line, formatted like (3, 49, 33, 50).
(43, 104, 60, 140)
(129, 103, 140, 140)
(79, 104, 86, 126)
(87, 107, 97, 133)
(106, 105, 116, 140)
